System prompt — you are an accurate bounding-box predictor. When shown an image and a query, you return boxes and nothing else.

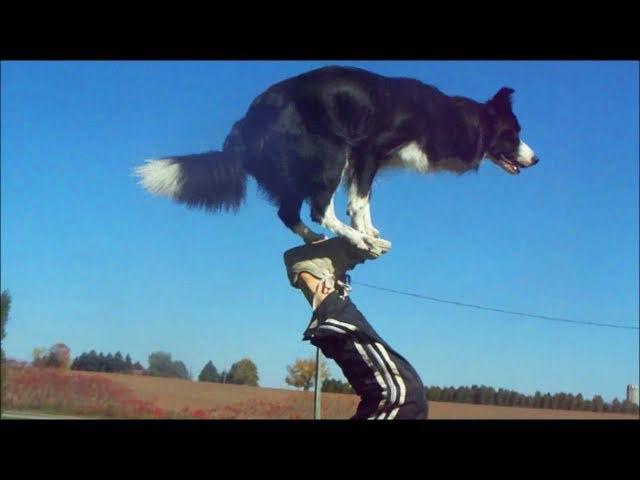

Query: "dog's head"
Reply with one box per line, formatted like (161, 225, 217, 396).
(484, 87, 539, 175)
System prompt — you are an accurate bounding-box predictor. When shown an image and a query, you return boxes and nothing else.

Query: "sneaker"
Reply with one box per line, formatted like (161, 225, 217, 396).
(283, 237, 389, 290)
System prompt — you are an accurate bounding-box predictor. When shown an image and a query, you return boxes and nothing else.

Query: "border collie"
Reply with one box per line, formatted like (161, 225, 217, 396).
(135, 66, 538, 251)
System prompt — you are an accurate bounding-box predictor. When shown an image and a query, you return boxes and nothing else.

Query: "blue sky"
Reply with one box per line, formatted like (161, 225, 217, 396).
(1, 61, 638, 402)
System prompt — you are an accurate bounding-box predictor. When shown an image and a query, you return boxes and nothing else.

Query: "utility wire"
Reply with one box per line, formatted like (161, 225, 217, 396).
(351, 281, 639, 331)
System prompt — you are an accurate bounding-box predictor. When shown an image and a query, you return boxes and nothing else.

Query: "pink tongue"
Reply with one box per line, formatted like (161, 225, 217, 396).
(501, 156, 517, 172)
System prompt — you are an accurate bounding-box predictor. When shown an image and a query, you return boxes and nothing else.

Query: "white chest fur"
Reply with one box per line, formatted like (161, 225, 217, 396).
(396, 142, 430, 173)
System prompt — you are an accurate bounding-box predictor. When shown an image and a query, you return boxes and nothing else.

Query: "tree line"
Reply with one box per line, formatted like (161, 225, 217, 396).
(69, 351, 263, 385)
(425, 384, 639, 414)
(71, 350, 139, 373)
(198, 359, 259, 386)
(71, 350, 191, 380)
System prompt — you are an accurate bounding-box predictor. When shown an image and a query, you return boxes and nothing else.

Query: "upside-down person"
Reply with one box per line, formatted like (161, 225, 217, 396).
(284, 238, 428, 420)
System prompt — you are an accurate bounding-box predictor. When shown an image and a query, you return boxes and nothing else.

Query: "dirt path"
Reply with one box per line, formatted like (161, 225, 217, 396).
(1, 410, 97, 420)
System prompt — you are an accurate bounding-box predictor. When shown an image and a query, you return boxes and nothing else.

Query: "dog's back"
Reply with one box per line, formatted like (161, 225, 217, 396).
(231, 66, 447, 152)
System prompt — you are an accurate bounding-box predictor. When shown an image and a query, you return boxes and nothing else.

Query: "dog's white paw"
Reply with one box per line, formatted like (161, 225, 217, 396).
(351, 222, 381, 239)
(370, 237, 391, 250)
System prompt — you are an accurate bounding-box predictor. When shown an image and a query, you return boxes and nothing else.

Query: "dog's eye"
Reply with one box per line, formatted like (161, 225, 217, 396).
(501, 129, 517, 139)
(499, 130, 518, 147)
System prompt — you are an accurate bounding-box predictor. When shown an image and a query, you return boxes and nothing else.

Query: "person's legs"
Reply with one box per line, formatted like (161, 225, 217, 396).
(284, 239, 428, 420)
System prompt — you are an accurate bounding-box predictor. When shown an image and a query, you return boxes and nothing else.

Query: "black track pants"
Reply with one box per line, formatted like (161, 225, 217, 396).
(303, 291, 428, 420)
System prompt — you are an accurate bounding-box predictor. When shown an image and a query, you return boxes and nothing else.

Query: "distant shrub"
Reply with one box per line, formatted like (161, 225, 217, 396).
(147, 351, 190, 380)
(226, 358, 259, 386)
(322, 378, 354, 394)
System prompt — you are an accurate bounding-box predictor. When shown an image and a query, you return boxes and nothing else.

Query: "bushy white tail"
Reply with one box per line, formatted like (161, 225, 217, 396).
(134, 151, 247, 212)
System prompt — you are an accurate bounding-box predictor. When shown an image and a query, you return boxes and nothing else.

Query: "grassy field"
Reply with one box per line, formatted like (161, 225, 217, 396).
(4, 367, 639, 420)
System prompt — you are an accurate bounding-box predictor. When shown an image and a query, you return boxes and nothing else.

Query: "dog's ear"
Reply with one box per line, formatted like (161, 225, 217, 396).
(487, 87, 515, 113)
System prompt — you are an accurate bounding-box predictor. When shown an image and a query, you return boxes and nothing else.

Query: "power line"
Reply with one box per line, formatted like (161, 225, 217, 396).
(351, 281, 640, 331)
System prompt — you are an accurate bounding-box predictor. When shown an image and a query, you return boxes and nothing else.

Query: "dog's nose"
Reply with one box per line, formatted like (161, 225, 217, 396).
(530, 156, 539, 166)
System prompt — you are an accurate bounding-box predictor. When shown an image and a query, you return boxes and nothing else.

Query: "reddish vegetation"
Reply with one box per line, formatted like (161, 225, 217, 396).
(4, 366, 172, 418)
(3, 366, 342, 419)
(4, 367, 638, 419)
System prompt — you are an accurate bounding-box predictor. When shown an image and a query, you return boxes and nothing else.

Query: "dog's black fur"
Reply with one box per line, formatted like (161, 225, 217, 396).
(136, 66, 537, 247)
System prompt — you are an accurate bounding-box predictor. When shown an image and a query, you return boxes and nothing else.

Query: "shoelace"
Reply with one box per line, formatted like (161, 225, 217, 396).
(337, 277, 352, 298)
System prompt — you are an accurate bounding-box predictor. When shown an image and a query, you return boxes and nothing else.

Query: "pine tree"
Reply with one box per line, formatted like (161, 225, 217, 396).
(592, 395, 605, 412)
(448, 386, 456, 402)
(496, 388, 507, 406)
(439, 387, 447, 402)
(114, 351, 124, 372)
(486, 387, 496, 405)
(440, 388, 448, 402)
(432, 386, 442, 402)
(425, 386, 434, 401)
(105, 353, 115, 372)
(71, 352, 87, 371)
(557, 392, 568, 410)
(198, 361, 221, 383)
(611, 398, 621, 413)
(454, 386, 465, 403)
(125, 354, 132, 372)
(566, 393, 575, 411)
(473, 385, 482, 404)
(533, 391, 542, 408)
(90, 351, 97, 370)
(574, 393, 584, 411)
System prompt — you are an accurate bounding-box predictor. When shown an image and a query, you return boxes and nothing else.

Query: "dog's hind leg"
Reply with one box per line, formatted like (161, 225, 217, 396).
(311, 190, 390, 253)
(278, 196, 326, 244)
(347, 183, 381, 238)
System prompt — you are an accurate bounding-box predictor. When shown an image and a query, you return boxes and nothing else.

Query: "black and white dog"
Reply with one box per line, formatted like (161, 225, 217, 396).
(135, 66, 538, 251)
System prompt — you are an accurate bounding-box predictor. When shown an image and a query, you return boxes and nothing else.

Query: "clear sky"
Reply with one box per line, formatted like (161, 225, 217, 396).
(1, 61, 638, 402)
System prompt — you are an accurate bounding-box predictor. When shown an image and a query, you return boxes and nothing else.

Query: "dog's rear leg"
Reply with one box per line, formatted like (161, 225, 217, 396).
(310, 190, 390, 252)
(278, 196, 326, 244)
